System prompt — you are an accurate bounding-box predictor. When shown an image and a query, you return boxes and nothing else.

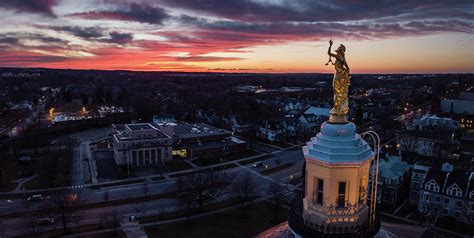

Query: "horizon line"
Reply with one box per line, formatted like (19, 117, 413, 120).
(0, 66, 472, 75)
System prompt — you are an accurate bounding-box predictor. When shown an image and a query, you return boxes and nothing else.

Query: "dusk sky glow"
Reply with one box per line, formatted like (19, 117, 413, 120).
(0, 0, 473, 73)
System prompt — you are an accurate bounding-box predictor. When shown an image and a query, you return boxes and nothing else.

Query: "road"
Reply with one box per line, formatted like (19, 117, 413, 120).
(69, 127, 112, 186)
(0, 145, 304, 237)
(0, 121, 391, 237)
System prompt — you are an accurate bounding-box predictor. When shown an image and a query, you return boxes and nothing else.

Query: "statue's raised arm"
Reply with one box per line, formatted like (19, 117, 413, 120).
(325, 40, 351, 124)
(327, 39, 337, 58)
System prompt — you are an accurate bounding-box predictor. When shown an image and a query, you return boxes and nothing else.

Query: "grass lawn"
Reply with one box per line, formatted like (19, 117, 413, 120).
(139, 197, 241, 224)
(21, 149, 73, 190)
(16, 221, 123, 238)
(165, 160, 193, 172)
(0, 152, 22, 191)
(260, 163, 294, 175)
(169, 163, 237, 178)
(238, 154, 270, 165)
(193, 150, 261, 167)
(0, 181, 18, 192)
(144, 201, 288, 238)
(76, 231, 126, 238)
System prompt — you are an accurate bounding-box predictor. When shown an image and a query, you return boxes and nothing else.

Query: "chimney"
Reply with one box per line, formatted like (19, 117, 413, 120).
(441, 162, 453, 173)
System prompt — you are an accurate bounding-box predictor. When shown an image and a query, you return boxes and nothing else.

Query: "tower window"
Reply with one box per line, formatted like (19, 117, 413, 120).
(338, 182, 346, 208)
(317, 179, 324, 204)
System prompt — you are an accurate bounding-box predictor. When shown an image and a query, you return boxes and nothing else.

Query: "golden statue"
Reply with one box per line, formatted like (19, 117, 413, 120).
(326, 39, 350, 123)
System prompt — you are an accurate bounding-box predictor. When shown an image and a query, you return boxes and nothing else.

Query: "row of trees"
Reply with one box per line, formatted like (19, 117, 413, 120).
(174, 169, 289, 220)
(20, 169, 290, 236)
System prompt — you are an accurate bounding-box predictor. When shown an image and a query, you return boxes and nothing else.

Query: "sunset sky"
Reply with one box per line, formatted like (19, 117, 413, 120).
(0, 0, 473, 73)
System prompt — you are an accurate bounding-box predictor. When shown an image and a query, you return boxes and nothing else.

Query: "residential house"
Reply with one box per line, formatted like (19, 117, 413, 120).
(371, 156, 412, 209)
(418, 163, 474, 224)
(298, 106, 330, 135)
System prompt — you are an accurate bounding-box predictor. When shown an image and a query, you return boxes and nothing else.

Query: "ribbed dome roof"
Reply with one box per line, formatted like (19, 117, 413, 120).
(303, 122, 373, 164)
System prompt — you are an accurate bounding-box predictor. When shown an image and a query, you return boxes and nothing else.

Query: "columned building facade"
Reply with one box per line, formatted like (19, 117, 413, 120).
(112, 123, 172, 168)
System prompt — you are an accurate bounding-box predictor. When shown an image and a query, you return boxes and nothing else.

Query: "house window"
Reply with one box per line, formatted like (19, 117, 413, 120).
(425, 181, 439, 192)
(447, 185, 462, 197)
(444, 198, 450, 204)
(424, 194, 431, 201)
(455, 212, 461, 218)
(316, 179, 324, 205)
(338, 182, 346, 208)
(456, 201, 462, 207)
(443, 209, 449, 215)
(435, 196, 440, 202)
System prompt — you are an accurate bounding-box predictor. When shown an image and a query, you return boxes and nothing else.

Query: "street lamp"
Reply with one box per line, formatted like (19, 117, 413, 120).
(361, 130, 380, 231)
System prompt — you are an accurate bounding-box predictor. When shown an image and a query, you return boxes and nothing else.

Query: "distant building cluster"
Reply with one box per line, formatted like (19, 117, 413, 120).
(441, 92, 474, 129)
(233, 84, 319, 94)
(52, 105, 125, 123)
(394, 89, 474, 226)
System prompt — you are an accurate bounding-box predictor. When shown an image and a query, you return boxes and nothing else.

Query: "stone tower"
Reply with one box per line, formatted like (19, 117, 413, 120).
(303, 122, 372, 228)
(288, 122, 376, 237)
(287, 40, 379, 237)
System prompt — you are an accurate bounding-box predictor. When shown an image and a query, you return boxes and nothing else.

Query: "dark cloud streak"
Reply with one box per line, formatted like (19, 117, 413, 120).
(0, 0, 57, 17)
(68, 3, 169, 25)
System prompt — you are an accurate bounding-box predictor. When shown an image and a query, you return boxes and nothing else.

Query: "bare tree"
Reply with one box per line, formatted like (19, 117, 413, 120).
(174, 170, 228, 216)
(99, 209, 122, 233)
(267, 181, 287, 221)
(49, 190, 85, 234)
(231, 173, 256, 217)
(175, 176, 194, 221)
(22, 199, 38, 237)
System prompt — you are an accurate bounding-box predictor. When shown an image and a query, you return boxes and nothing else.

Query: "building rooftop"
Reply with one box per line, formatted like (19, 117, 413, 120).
(378, 156, 412, 181)
(113, 123, 170, 141)
(126, 123, 154, 131)
(167, 123, 231, 139)
(304, 106, 330, 117)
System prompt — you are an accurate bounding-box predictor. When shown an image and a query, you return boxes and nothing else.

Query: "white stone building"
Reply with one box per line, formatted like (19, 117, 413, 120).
(112, 123, 172, 170)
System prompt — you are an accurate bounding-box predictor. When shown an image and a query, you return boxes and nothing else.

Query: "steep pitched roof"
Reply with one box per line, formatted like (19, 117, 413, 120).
(303, 106, 330, 117)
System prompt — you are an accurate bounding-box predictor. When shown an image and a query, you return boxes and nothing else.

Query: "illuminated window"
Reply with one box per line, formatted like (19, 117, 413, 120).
(172, 149, 187, 158)
(359, 177, 367, 203)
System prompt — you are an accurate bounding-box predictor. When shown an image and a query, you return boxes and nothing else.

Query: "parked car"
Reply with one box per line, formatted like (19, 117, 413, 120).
(36, 217, 55, 225)
(129, 215, 138, 222)
(27, 194, 43, 202)
(252, 161, 263, 168)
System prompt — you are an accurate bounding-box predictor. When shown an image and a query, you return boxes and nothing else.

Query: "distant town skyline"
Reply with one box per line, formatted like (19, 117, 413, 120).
(0, 0, 472, 73)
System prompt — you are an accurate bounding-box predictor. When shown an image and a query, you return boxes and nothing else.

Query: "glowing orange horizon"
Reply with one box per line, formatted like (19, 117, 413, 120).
(0, 1, 472, 73)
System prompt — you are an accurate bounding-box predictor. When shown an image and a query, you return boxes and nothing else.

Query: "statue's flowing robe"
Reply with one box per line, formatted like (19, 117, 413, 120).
(331, 59, 350, 115)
